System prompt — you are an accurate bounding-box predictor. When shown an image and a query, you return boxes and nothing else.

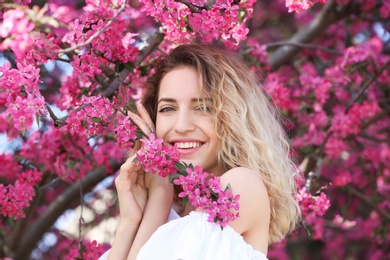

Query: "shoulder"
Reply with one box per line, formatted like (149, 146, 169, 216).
(220, 167, 270, 235)
(220, 167, 267, 194)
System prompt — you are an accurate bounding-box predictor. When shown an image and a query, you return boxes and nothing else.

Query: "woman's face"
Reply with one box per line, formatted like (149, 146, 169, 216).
(155, 66, 222, 175)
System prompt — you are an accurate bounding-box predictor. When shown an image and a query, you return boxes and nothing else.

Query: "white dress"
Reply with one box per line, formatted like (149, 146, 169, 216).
(99, 209, 268, 260)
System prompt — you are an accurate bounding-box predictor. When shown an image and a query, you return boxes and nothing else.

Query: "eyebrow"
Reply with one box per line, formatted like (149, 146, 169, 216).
(157, 97, 211, 104)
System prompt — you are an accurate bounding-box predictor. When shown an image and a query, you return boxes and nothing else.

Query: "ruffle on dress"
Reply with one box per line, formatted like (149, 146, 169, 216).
(136, 210, 268, 260)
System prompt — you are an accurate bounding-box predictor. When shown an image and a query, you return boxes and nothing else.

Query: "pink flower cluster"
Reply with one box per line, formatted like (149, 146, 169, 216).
(66, 96, 115, 137)
(140, 0, 254, 46)
(0, 8, 35, 58)
(136, 134, 181, 177)
(114, 116, 137, 150)
(56, 238, 109, 260)
(0, 168, 42, 220)
(136, 134, 240, 227)
(296, 187, 330, 217)
(295, 186, 331, 239)
(188, 2, 250, 45)
(62, 3, 139, 63)
(174, 165, 240, 227)
(0, 60, 45, 133)
(286, 0, 327, 13)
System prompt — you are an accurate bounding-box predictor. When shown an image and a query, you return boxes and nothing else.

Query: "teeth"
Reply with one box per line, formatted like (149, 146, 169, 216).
(176, 142, 201, 149)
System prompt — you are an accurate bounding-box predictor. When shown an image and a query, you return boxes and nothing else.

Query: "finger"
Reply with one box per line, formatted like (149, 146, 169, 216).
(137, 103, 155, 133)
(127, 110, 152, 136)
(119, 154, 141, 180)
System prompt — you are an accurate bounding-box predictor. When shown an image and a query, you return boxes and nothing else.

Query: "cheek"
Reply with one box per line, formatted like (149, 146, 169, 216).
(203, 118, 217, 139)
(155, 117, 167, 139)
(155, 120, 162, 138)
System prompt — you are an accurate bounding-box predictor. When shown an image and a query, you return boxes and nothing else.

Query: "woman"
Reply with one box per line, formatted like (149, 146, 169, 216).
(102, 44, 300, 260)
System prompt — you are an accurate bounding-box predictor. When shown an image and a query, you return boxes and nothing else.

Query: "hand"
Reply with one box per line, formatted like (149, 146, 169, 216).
(128, 103, 155, 138)
(115, 154, 148, 224)
(115, 103, 156, 224)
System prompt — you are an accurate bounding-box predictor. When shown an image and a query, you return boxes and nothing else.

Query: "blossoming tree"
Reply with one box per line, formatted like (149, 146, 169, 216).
(1, 0, 389, 259)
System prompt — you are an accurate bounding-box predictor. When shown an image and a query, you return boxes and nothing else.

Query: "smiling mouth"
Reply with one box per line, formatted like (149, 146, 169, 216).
(173, 142, 202, 149)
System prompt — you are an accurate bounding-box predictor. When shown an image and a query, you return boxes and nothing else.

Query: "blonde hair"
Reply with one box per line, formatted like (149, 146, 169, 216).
(142, 44, 301, 242)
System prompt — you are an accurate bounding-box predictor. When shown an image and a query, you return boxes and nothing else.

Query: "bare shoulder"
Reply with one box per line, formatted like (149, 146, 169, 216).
(220, 167, 269, 210)
(220, 167, 270, 248)
(220, 167, 267, 195)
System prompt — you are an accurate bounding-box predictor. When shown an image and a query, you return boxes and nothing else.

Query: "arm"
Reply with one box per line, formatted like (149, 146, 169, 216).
(114, 103, 172, 259)
(108, 156, 148, 260)
(127, 174, 173, 260)
(220, 167, 270, 254)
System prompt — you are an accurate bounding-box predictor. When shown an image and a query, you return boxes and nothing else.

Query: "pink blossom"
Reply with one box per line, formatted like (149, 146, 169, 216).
(333, 214, 357, 230)
(295, 187, 330, 217)
(380, 1, 390, 18)
(265, 72, 293, 110)
(286, 0, 327, 13)
(136, 133, 180, 177)
(115, 116, 137, 149)
(333, 171, 352, 187)
(324, 136, 346, 159)
(136, 133, 240, 227)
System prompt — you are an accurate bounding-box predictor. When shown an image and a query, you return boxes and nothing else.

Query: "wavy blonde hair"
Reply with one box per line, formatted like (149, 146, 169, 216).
(142, 44, 300, 243)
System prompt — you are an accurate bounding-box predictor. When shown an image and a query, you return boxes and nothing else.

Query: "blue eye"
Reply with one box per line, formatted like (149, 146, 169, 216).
(159, 107, 175, 112)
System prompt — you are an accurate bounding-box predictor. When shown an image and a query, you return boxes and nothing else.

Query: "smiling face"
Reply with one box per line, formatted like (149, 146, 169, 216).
(155, 66, 222, 175)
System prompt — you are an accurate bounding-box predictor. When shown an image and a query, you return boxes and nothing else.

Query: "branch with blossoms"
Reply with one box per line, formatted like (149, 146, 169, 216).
(45, 31, 164, 129)
(141, 0, 254, 46)
(347, 186, 390, 222)
(299, 58, 390, 193)
(134, 134, 240, 228)
(57, 0, 129, 54)
(269, 0, 360, 70)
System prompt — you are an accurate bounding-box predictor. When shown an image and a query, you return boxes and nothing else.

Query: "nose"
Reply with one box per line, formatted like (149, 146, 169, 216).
(173, 110, 195, 134)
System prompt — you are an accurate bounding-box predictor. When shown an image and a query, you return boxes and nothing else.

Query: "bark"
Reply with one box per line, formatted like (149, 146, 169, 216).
(13, 162, 120, 260)
(268, 0, 359, 71)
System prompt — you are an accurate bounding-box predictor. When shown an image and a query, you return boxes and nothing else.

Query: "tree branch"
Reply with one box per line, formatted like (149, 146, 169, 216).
(175, 0, 202, 13)
(345, 59, 390, 114)
(268, 0, 359, 71)
(348, 186, 390, 222)
(13, 162, 120, 260)
(50, 31, 164, 128)
(266, 41, 343, 55)
(57, 1, 128, 54)
(99, 31, 165, 97)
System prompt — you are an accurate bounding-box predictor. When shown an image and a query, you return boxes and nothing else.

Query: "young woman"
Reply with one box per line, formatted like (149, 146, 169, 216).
(101, 44, 301, 260)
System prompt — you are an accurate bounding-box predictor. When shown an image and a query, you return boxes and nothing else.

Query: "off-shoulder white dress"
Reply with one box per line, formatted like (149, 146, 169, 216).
(99, 209, 268, 260)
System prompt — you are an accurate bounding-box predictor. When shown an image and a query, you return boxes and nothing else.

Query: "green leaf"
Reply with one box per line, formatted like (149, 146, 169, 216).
(128, 100, 137, 113)
(135, 131, 142, 139)
(175, 162, 187, 173)
(92, 117, 101, 123)
(169, 173, 181, 182)
(115, 63, 124, 72)
(138, 65, 148, 76)
(132, 157, 139, 163)
(124, 62, 135, 71)
(181, 196, 188, 207)
(224, 183, 232, 192)
(65, 160, 76, 169)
